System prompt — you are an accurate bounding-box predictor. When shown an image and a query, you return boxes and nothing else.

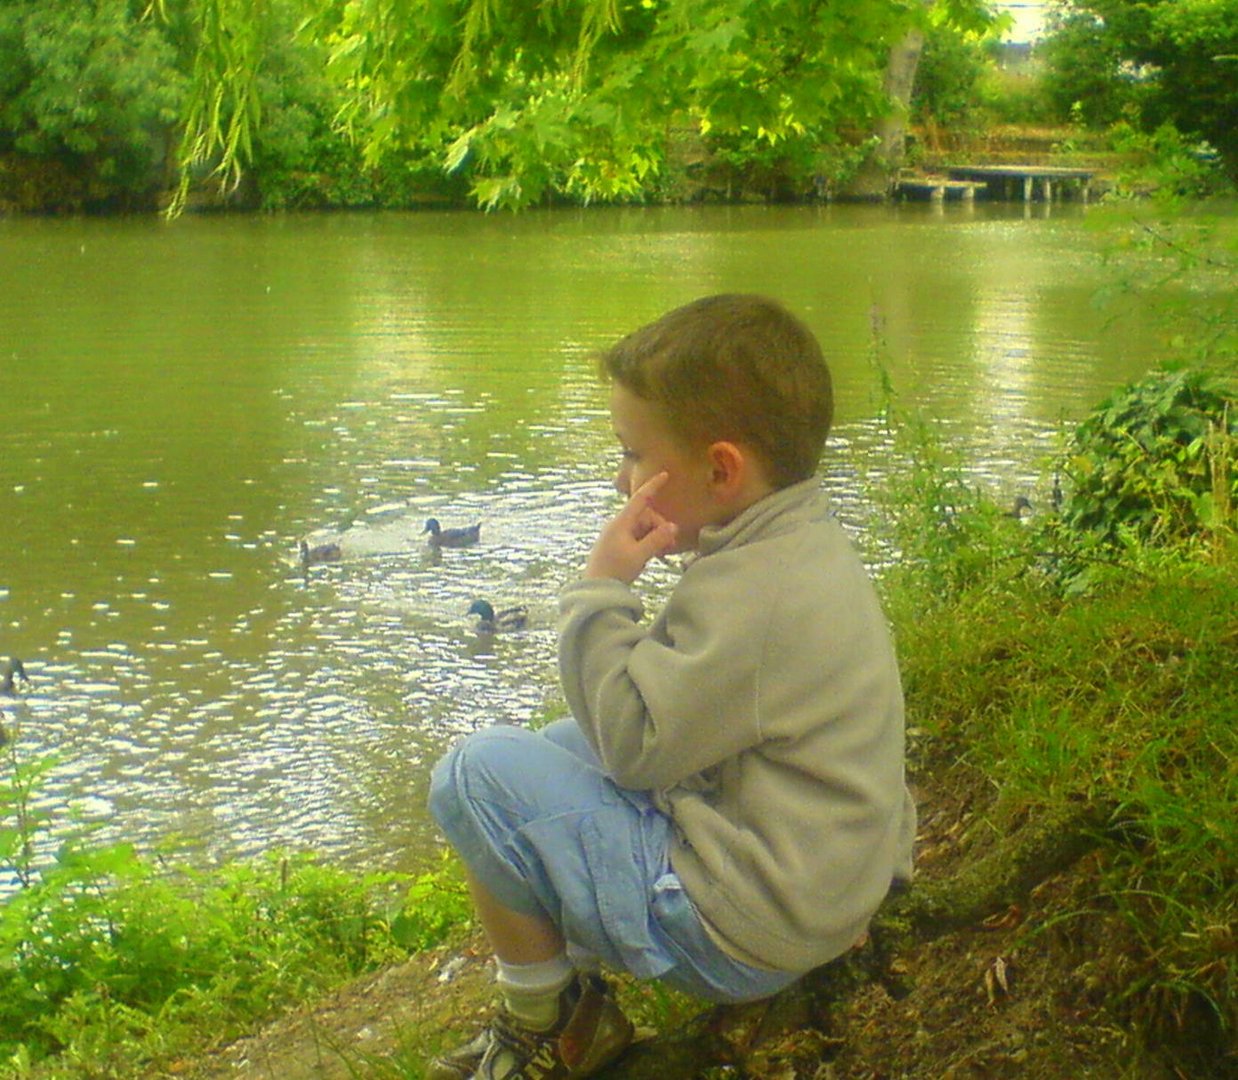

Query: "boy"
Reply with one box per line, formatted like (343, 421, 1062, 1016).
(428, 294, 915, 1080)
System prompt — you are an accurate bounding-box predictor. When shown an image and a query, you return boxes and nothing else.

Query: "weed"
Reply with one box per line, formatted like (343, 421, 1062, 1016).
(0, 737, 471, 1076)
(877, 388, 1237, 1056)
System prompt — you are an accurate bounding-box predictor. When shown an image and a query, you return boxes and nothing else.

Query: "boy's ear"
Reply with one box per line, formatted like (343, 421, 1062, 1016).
(706, 440, 748, 500)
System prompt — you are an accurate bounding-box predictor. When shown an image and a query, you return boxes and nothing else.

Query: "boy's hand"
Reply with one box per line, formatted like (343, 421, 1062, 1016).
(584, 472, 679, 584)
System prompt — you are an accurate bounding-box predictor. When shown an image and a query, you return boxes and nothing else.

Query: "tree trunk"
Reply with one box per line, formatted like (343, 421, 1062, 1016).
(842, 25, 926, 200)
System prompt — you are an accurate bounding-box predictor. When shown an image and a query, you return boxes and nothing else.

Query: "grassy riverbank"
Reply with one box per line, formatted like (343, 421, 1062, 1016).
(2, 356, 1234, 1078)
(180, 540, 1237, 1080)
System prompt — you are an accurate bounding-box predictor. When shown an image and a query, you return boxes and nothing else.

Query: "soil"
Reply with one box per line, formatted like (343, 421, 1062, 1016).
(177, 773, 1229, 1080)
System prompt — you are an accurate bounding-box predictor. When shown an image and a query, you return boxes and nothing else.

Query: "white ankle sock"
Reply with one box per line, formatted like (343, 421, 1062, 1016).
(495, 955, 576, 1030)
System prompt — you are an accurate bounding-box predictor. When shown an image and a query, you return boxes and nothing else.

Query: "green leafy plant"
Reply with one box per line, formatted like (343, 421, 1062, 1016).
(0, 0, 185, 210)
(1057, 366, 1236, 552)
(1109, 120, 1230, 199)
(0, 729, 471, 1075)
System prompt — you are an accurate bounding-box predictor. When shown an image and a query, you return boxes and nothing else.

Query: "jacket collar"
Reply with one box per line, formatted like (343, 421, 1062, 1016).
(694, 478, 826, 559)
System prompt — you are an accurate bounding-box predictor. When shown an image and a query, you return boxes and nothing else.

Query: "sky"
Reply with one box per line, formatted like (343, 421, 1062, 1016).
(996, 0, 1051, 42)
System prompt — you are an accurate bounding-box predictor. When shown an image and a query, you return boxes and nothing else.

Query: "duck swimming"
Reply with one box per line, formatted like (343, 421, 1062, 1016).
(1, 657, 27, 696)
(468, 600, 528, 633)
(300, 539, 343, 565)
(1, 658, 28, 748)
(1004, 496, 1034, 520)
(425, 518, 481, 548)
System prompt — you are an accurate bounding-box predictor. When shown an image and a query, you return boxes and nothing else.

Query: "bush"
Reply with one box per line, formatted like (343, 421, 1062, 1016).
(1058, 366, 1236, 551)
(1108, 120, 1232, 198)
(0, 734, 471, 1074)
(0, 0, 184, 210)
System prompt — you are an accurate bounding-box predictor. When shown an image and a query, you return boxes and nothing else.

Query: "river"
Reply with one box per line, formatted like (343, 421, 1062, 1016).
(0, 202, 1208, 876)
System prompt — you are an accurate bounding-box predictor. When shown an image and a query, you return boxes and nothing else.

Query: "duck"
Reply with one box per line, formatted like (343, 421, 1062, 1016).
(300, 539, 343, 565)
(1, 657, 28, 749)
(425, 518, 481, 548)
(468, 600, 528, 633)
(1003, 496, 1034, 520)
(1, 657, 27, 697)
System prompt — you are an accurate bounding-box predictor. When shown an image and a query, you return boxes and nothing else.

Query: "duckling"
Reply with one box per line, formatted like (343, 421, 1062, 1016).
(1003, 496, 1034, 520)
(300, 539, 343, 565)
(1, 657, 27, 696)
(468, 600, 528, 633)
(425, 518, 481, 548)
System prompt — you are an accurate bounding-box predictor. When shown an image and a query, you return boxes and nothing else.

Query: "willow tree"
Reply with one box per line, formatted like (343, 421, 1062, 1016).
(164, 0, 991, 210)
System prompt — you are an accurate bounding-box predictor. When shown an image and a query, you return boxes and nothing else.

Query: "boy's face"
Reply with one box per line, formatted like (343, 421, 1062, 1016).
(608, 383, 721, 553)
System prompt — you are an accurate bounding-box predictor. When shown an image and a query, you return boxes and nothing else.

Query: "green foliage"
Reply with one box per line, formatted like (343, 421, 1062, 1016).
(1108, 120, 1232, 199)
(872, 367, 1236, 1054)
(1057, 367, 1236, 555)
(1039, 0, 1238, 182)
(1038, 2, 1146, 129)
(388, 850, 472, 952)
(172, 0, 994, 211)
(0, 0, 184, 209)
(0, 732, 470, 1075)
(911, 23, 992, 134)
(971, 61, 1054, 126)
(870, 413, 1035, 604)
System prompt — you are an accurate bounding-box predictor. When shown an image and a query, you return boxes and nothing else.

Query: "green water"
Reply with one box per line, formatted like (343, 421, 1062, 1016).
(0, 203, 1204, 873)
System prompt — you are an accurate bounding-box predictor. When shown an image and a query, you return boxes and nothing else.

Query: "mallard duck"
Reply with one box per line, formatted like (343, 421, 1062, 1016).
(468, 600, 528, 633)
(1003, 496, 1034, 520)
(300, 539, 343, 565)
(1, 657, 27, 696)
(425, 518, 481, 548)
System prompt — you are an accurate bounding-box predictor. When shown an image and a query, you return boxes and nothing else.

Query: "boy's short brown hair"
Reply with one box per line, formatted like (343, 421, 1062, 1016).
(600, 294, 833, 489)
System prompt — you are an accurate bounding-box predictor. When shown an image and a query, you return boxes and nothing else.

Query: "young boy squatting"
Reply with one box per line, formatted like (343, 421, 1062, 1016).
(427, 294, 916, 1080)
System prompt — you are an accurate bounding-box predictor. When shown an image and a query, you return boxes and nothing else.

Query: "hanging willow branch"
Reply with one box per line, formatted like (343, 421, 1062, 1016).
(150, 0, 268, 216)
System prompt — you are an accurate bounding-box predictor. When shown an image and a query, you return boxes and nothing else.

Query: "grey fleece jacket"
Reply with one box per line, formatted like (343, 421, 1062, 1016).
(558, 479, 916, 974)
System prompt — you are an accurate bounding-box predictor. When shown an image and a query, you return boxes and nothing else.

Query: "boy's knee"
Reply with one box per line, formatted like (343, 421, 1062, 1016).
(427, 741, 462, 828)
(426, 725, 534, 827)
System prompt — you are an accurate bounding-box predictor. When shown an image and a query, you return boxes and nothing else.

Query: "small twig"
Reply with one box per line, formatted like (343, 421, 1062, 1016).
(1131, 218, 1233, 271)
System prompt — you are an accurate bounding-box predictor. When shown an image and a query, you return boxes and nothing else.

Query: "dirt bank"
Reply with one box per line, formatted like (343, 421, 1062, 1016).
(179, 768, 1229, 1079)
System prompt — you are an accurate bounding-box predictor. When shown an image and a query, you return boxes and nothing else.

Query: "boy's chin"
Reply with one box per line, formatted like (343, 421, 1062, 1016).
(663, 533, 695, 556)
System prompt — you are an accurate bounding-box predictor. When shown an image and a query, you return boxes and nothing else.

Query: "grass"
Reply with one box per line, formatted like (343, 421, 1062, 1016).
(888, 556, 1236, 1040)
(0, 816, 469, 1078)
(866, 356, 1235, 1059)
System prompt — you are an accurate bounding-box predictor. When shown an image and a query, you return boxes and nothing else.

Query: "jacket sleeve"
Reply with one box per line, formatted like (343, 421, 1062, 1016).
(557, 561, 772, 790)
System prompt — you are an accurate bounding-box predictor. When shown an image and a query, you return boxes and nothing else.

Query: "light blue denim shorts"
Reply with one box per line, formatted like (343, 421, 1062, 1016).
(428, 718, 798, 1004)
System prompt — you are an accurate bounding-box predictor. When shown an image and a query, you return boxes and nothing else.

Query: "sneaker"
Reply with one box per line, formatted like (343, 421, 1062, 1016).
(425, 1027, 492, 1080)
(426, 974, 634, 1080)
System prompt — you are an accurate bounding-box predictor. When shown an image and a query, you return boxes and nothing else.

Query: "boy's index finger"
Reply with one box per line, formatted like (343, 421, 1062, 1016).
(628, 471, 669, 508)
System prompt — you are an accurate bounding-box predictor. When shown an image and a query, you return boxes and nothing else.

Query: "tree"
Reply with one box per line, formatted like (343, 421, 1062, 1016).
(167, 0, 993, 211)
(911, 18, 993, 135)
(1040, 0, 1238, 180)
(0, 0, 184, 209)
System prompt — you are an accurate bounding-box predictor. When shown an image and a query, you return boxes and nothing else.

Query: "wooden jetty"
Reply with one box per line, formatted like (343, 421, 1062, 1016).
(896, 176, 987, 202)
(943, 164, 1095, 202)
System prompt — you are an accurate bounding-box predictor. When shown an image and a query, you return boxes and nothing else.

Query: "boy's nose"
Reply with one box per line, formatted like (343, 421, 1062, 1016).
(613, 463, 631, 496)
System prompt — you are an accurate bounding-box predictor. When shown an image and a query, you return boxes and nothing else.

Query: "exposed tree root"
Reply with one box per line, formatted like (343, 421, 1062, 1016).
(604, 802, 1106, 1077)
